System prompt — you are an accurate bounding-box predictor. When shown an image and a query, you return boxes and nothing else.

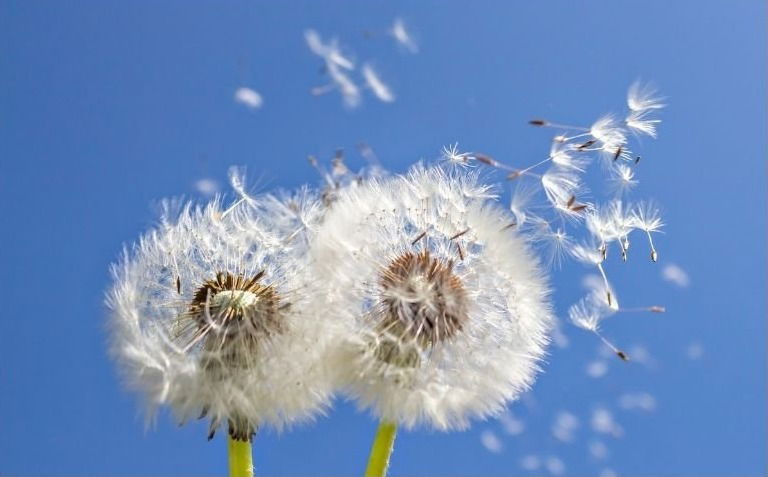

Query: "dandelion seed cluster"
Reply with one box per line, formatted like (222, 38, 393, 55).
(442, 81, 667, 360)
(107, 183, 334, 440)
(107, 81, 667, 441)
(311, 167, 552, 429)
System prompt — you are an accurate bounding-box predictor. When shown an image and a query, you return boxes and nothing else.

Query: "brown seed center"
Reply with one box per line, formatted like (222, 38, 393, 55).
(178, 271, 283, 366)
(377, 250, 468, 347)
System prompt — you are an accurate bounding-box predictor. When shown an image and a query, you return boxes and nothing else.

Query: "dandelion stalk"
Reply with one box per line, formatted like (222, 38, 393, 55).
(228, 436, 254, 477)
(365, 421, 398, 477)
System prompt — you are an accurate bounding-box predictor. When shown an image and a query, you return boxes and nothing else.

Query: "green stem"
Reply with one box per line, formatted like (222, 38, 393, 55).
(364, 421, 398, 477)
(228, 436, 254, 477)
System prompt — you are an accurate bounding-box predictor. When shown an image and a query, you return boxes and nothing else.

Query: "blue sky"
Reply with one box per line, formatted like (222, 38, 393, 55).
(1, 1, 765, 476)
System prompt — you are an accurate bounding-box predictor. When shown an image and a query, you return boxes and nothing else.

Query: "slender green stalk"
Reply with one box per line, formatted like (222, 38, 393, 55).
(364, 421, 398, 477)
(228, 436, 254, 477)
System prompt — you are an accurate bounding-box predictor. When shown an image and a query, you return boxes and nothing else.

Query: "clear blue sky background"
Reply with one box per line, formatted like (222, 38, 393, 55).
(1, 2, 765, 476)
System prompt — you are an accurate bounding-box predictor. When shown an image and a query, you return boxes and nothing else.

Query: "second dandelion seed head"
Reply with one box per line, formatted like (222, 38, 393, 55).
(312, 165, 553, 430)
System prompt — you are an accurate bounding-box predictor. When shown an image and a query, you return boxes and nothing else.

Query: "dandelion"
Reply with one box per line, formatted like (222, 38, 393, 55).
(389, 18, 418, 53)
(631, 201, 664, 262)
(310, 166, 552, 475)
(107, 188, 333, 475)
(362, 63, 395, 103)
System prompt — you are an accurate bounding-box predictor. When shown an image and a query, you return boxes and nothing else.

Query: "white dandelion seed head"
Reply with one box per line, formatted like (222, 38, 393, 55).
(106, 193, 334, 439)
(310, 165, 553, 430)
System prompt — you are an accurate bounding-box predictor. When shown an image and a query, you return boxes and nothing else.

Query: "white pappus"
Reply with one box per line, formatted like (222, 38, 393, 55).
(310, 165, 553, 430)
(106, 187, 334, 442)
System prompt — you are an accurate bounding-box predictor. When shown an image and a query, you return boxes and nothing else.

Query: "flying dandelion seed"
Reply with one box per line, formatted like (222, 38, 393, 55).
(440, 143, 474, 167)
(591, 408, 624, 437)
(304, 29, 361, 108)
(626, 81, 664, 138)
(389, 18, 418, 53)
(498, 410, 525, 435)
(362, 63, 395, 103)
(304, 29, 355, 70)
(551, 411, 580, 442)
(662, 263, 690, 288)
(480, 430, 503, 453)
(234, 87, 263, 109)
(586, 360, 609, 378)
